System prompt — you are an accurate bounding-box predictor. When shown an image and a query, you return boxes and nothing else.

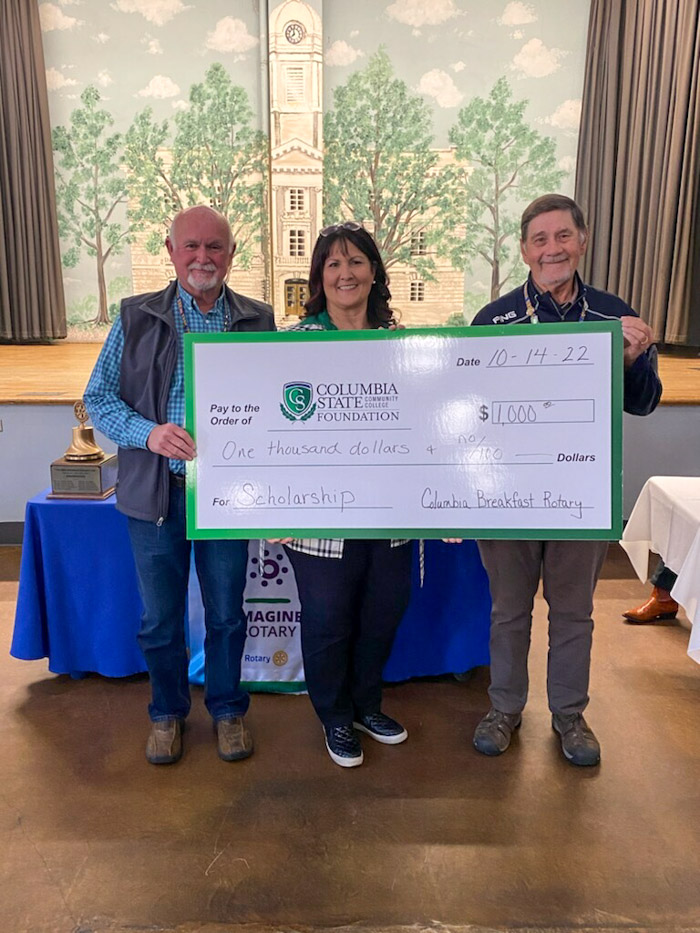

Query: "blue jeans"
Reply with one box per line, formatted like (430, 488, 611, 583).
(127, 483, 249, 722)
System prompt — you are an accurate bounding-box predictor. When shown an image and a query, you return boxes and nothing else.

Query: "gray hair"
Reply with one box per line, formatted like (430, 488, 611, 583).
(168, 205, 235, 251)
(521, 194, 587, 241)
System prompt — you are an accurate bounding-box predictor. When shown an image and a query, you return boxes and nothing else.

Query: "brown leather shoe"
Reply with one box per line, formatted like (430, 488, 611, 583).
(623, 587, 678, 623)
(146, 719, 183, 765)
(215, 716, 253, 761)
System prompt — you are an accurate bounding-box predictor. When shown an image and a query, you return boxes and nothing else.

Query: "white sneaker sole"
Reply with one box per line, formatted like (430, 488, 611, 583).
(353, 721, 408, 745)
(325, 737, 363, 767)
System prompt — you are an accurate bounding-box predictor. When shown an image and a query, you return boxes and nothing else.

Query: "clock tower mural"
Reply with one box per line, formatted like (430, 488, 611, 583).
(43, 0, 587, 335)
(269, 0, 323, 317)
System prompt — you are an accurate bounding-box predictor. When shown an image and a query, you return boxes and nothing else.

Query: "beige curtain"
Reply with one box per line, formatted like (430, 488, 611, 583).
(575, 0, 700, 345)
(0, 1, 66, 341)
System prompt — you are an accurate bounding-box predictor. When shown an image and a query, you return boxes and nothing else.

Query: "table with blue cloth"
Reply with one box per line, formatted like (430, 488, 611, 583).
(11, 491, 146, 678)
(11, 492, 491, 682)
(386, 540, 491, 681)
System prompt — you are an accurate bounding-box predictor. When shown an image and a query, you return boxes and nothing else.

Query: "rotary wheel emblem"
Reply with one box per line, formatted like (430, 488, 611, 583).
(273, 650, 288, 667)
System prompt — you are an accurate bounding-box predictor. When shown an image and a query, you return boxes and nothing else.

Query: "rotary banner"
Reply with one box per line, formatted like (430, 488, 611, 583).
(188, 541, 305, 691)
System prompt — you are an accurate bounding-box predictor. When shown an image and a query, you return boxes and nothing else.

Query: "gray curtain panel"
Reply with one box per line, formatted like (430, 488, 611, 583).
(0, 1, 66, 341)
(575, 0, 700, 345)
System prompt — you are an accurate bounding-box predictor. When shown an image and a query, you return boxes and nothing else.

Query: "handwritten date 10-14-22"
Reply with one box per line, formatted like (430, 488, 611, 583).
(487, 345, 590, 367)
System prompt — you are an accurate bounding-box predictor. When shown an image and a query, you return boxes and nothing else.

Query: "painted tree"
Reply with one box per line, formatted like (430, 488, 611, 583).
(122, 109, 175, 254)
(324, 48, 447, 275)
(125, 64, 268, 271)
(52, 87, 131, 324)
(442, 77, 565, 301)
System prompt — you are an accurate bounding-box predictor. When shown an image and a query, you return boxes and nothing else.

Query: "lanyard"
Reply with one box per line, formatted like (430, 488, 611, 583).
(523, 282, 588, 324)
(176, 293, 231, 333)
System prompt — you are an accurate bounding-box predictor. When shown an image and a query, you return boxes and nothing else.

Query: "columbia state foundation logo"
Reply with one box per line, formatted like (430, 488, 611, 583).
(280, 382, 316, 422)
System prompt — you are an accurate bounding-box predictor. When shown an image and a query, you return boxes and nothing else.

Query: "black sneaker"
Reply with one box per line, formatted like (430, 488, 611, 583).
(552, 712, 600, 766)
(324, 724, 363, 767)
(473, 708, 522, 756)
(353, 711, 408, 745)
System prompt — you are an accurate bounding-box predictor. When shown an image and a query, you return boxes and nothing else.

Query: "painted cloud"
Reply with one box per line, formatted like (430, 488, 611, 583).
(386, 0, 460, 28)
(112, 0, 191, 27)
(136, 75, 181, 99)
(205, 17, 259, 54)
(417, 69, 463, 108)
(511, 38, 568, 78)
(325, 41, 364, 67)
(45, 67, 78, 90)
(39, 3, 83, 31)
(545, 99, 582, 130)
(498, 2, 537, 27)
(142, 35, 164, 55)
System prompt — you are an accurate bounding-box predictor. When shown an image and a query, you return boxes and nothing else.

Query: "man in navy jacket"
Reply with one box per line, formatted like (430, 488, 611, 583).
(471, 194, 661, 766)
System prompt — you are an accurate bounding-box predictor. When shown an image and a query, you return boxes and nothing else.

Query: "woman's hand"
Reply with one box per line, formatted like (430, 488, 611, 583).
(266, 538, 294, 545)
(442, 538, 463, 544)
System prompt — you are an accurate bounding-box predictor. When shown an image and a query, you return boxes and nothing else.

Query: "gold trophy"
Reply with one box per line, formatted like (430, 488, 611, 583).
(49, 401, 118, 499)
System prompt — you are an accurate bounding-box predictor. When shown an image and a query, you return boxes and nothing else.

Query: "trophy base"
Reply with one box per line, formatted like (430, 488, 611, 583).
(49, 454, 118, 500)
(47, 488, 116, 500)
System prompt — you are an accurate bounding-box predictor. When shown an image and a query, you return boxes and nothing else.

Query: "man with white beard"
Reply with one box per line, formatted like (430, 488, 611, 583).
(85, 206, 274, 765)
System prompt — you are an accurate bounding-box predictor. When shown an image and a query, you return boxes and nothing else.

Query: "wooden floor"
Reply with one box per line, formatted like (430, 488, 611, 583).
(2, 544, 700, 933)
(0, 342, 698, 405)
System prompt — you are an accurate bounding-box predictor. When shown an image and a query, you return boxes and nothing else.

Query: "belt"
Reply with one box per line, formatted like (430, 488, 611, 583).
(170, 472, 186, 487)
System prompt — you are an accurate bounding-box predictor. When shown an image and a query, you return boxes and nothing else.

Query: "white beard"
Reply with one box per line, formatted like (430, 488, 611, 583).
(187, 265, 219, 293)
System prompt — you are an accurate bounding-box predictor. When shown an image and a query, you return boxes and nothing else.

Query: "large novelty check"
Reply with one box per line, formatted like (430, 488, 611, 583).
(184, 323, 623, 540)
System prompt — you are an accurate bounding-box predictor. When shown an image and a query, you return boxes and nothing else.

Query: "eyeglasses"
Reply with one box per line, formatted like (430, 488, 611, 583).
(319, 222, 364, 237)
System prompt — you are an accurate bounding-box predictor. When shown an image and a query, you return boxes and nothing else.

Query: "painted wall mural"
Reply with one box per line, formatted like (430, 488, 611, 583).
(40, 0, 589, 336)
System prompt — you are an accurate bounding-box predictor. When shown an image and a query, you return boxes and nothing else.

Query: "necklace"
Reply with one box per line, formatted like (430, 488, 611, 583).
(176, 293, 231, 333)
(523, 282, 588, 323)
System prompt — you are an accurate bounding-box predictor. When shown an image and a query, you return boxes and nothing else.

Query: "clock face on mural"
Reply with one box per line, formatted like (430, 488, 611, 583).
(284, 21, 305, 44)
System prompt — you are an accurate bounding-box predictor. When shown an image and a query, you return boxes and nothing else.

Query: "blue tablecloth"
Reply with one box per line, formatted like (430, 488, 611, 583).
(384, 539, 491, 680)
(11, 492, 491, 681)
(11, 491, 146, 677)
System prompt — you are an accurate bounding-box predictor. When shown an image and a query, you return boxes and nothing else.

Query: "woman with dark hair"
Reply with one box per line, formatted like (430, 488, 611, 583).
(300, 221, 396, 328)
(280, 223, 413, 768)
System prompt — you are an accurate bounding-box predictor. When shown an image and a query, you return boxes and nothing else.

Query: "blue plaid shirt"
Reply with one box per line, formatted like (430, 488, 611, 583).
(84, 284, 230, 475)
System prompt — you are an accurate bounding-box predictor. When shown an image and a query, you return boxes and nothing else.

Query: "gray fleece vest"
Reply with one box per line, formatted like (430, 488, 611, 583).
(116, 280, 275, 523)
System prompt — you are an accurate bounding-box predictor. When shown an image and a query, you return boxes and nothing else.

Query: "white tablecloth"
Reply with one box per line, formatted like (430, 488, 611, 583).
(621, 476, 700, 663)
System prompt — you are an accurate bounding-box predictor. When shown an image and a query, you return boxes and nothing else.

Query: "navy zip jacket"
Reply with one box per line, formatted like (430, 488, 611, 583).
(471, 274, 662, 416)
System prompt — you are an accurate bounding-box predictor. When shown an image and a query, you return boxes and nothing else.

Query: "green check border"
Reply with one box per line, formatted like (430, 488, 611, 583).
(184, 323, 623, 541)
